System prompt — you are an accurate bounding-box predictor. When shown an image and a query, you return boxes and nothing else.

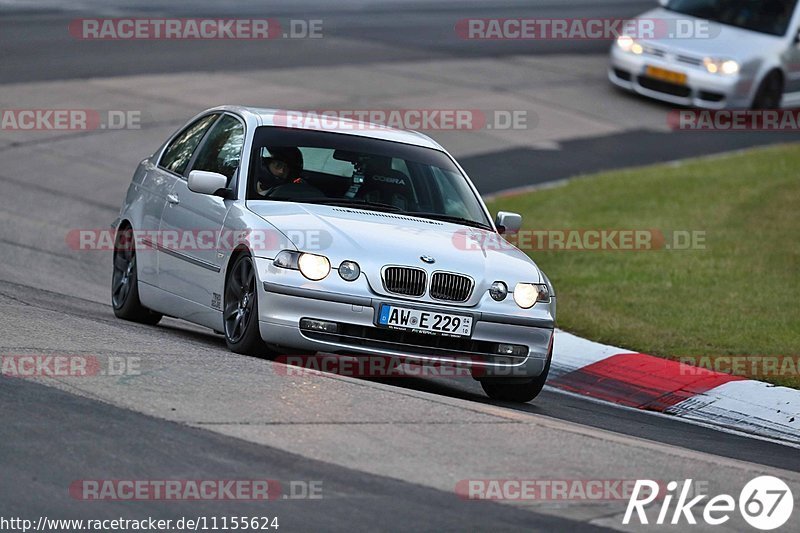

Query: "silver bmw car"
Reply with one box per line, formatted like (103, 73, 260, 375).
(111, 106, 556, 402)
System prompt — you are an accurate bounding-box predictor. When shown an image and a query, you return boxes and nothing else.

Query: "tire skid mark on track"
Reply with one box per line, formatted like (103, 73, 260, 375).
(0, 237, 84, 263)
(0, 172, 119, 211)
(0, 279, 154, 333)
(195, 420, 519, 426)
(0, 119, 184, 154)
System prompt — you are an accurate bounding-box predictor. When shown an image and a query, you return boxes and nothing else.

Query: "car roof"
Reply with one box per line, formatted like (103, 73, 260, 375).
(207, 105, 445, 151)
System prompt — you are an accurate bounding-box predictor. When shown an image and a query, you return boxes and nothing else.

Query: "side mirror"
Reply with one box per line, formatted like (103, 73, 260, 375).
(495, 211, 522, 235)
(188, 170, 229, 197)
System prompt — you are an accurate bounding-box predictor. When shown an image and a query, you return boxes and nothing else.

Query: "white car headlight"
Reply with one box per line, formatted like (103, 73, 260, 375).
(617, 35, 643, 55)
(513, 283, 550, 309)
(703, 57, 739, 76)
(298, 253, 331, 281)
(273, 250, 300, 270)
(273, 250, 331, 281)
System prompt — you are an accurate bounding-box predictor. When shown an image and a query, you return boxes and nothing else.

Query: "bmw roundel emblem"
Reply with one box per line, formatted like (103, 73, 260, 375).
(420, 255, 436, 264)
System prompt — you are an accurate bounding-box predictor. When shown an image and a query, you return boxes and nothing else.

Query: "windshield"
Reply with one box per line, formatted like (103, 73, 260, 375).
(665, 0, 798, 36)
(247, 127, 491, 229)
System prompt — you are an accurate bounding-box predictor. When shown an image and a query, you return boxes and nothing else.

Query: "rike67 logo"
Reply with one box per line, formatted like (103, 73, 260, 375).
(624, 476, 794, 530)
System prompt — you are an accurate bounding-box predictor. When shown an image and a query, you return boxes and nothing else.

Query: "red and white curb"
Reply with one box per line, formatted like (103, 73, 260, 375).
(549, 330, 800, 445)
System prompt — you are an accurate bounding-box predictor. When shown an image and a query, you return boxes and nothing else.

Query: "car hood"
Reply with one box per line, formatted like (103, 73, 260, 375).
(635, 8, 785, 60)
(248, 201, 542, 302)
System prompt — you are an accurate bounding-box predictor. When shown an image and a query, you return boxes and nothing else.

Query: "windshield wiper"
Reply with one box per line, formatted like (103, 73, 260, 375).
(312, 198, 407, 212)
(401, 212, 493, 230)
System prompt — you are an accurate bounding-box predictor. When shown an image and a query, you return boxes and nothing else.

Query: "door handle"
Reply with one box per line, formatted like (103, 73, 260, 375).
(166, 193, 180, 205)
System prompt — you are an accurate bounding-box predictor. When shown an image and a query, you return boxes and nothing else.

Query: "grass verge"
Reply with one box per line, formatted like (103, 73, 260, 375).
(487, 144, 800, 388)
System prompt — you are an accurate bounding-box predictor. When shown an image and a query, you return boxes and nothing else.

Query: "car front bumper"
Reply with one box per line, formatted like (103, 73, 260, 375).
(256, 265, 554, 380)
(609, 47, 752, 109)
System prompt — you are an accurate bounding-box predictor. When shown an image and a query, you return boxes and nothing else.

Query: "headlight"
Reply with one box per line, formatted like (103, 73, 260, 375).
(489, 281, 508, 302)
(338, 261, 360, 282)
(513, 283, 550, 309)
(273, 250, 331, 281)
(273, 250, 300, 269)
(298, 253, 331, 281)
(703, 58, 739, 76)
(617, 35, 643, 55)
(617, 35, 633, 52)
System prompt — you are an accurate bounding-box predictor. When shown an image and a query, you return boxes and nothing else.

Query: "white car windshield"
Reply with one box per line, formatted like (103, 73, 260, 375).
(665, 0, 798, 36)
(247, 127, 492, 230)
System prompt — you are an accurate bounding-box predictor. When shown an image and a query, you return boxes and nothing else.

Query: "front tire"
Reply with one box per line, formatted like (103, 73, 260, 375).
(481, 354, 551, 403)
(752, 71, 783, 110)
(111, 227, 162, 325)
(224, 253, 272, 356)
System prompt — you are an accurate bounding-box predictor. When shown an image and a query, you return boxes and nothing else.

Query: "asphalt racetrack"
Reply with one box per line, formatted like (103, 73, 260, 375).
(0, 1, 798, 531)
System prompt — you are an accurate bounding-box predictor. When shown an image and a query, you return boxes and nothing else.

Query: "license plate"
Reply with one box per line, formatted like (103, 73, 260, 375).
(378, 305, 472, 337)
(645, 65, 687, 85)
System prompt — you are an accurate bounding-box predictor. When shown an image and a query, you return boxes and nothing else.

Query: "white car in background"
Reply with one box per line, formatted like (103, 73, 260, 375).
(610, 0, 800, 109)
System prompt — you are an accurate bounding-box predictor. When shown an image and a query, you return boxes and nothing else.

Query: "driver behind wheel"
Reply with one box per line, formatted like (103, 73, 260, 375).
(255, 146, 305, 197)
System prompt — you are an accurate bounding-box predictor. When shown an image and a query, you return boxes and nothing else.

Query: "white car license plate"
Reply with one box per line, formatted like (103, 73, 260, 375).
(378, 305, 472, 337)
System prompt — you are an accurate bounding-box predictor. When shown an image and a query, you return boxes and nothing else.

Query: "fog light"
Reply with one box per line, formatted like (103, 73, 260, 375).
(300, 319, 339, 334)
(338, 261, 360, 282)
(494, 343, 528, 357)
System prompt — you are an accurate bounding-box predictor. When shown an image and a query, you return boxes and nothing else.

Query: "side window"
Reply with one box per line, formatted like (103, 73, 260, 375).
(159, 114, 219, 176)
(191, 115, 245, 181)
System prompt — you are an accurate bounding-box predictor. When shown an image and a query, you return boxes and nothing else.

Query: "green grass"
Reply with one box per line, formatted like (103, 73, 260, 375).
(487, 144, 800, 388)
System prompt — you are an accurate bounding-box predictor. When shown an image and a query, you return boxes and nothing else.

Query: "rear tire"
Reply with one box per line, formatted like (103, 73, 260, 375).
(481, 354, 551, 403)
(224, 253, 273, 357)
(111, 227, 163, 325)
(752, 71, 783, 109)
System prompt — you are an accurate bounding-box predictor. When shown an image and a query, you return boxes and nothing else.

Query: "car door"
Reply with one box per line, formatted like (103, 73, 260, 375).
(157, 113, 245, 314)
(144, 113, 220, 288)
